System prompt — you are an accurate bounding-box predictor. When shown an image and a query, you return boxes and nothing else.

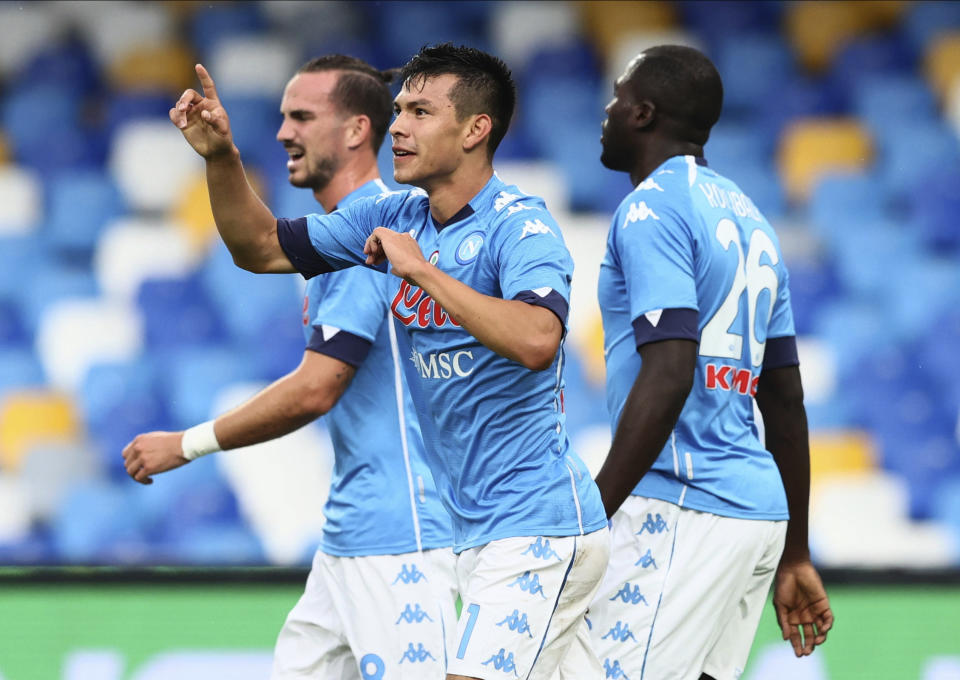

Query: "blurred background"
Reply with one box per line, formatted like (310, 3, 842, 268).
(0, 0, 959, 677)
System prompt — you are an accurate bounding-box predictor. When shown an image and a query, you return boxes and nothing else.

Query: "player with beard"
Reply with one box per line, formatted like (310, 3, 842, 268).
(123, 55, 456, 680)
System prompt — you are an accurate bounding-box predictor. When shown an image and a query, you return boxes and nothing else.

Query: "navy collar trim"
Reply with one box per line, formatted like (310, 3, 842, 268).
(431, 204, 476, 231)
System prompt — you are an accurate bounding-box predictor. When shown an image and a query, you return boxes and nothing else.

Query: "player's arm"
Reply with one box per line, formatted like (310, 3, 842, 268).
(594, 334, 697, 518)
(170, 63, 293, 273)
(122, 350, 355, 485)
(755, 351, 834, 656)
(365, 227, 562, 370)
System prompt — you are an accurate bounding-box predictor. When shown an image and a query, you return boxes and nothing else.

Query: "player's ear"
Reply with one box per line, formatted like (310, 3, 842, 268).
(635, 100, 656, 130)
(344, 114, 371, 150)
(463, 113, 492, 153)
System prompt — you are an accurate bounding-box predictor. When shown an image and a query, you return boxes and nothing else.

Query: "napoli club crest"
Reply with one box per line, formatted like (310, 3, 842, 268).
(456, 231, 484, 264)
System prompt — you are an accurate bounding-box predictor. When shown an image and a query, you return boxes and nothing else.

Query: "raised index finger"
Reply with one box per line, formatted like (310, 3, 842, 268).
(195, 63, 219, 101)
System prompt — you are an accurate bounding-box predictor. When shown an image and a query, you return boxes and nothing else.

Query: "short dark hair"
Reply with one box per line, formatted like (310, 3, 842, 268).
(630, 45, 723, 145)
(297, 54, 397, 151)
(399, 43, 516, 158)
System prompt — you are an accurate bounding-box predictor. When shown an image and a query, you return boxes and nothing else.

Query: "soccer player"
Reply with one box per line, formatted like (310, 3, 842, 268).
(122, 55, 457, 680)
(589, 45, 834, 679)
(165, 44, 610, 680)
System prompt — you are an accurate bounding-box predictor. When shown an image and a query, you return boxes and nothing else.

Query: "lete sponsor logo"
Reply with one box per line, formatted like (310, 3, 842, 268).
(391, 280, 461, 329)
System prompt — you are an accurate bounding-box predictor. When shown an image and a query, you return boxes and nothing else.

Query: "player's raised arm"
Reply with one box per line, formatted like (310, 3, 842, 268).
(170, 64, 293, 273)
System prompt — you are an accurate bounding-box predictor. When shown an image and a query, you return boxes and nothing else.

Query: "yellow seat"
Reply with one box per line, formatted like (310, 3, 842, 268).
(786, 1, 906, 72)
(108, 42, 197, 95)
(925, 32, 960, 101)
(777, 117, 873, 203)
(0, 391, 80, 471)
(809, 429, 877, 484)
(579, 1, 677, 55)
(0, 132, 10, 166)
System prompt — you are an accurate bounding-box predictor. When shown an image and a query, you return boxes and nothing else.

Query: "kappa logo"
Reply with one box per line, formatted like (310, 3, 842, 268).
(601, 621, 638, 643)
(391, 280, 461, 329)
(494, 191, 521, 211)
(521, 537, 562, 561)
(392, 564, 427, 585)
(396, 603, 434, 624)
(636, 513, 669, 535)
(496, 609, 534, 638)
(604, 658, 631, 679)
(637, 178, 664, 192)
(634, 548, 658, 569)
(519, 218, 556, 240)
(609, 582, 648, 606)
(399, 643, 436, 663)
(456, 231, 484, 264)
(507, 570, 547, 599)
(622, 201, 660, 228)
(482, 649, 518, 676)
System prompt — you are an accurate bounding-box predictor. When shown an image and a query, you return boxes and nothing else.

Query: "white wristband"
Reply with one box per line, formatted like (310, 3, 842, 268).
(181, 420, 222, 461)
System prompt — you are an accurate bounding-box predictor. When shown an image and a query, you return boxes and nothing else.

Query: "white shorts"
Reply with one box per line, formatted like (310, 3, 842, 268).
(271, 546, 458, 680)
(448, 528, 610, 680)
(588, 497, 786, 680)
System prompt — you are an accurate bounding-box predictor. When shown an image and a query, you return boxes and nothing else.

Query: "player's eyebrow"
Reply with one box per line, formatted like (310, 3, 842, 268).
(396, 98, 434, 109)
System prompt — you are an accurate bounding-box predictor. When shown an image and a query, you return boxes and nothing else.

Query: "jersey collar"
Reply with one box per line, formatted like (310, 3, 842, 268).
(431, 173, 505, 232)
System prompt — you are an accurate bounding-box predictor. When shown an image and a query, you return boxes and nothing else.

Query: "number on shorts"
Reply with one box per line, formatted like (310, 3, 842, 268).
(456, 603, 480, 660)
(360, 653, 385, 680)
(699, 219, 780, 366)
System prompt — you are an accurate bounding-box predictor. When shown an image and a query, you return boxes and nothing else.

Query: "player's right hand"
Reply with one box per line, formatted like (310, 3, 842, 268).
(772, 559, 834, 657)
(169, 63, 235, 159)
(122, 431, 190, 485)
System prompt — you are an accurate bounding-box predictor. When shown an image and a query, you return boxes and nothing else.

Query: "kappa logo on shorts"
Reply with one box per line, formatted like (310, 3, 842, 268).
(634, 548, 658, 569)
(396, 603, 434, 624)
(636, 513, 669, 535)
(609, 582, 649, 606)
(507, 570, 547, 599)
(392, 564, 427, 585)
(399, 642, 436, 663)
(601, 621, 638, 643)
(604, 658, 631, 679)
(481, 648, 518, 676)
(496, 609, 533, 638)
(521, 537, 562, 561)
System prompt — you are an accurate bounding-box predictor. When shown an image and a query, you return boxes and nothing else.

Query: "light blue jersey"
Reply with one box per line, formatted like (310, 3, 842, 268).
(598, 155, 795, 520)
(302, 179, 451, 556)
(278, 174, 607, 552)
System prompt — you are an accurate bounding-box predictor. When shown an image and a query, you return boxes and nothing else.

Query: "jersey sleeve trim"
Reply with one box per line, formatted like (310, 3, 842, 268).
(306, 326, 373, 368)
(512, 288, 569, 325)
(762, 335, 799, 370)
(632, 307, 699, 349)
(277, 217, 335, 279)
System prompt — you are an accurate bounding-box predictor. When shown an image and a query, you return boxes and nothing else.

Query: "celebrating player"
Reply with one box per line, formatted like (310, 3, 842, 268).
(589, 45, 834, 679)
(123, 55, 456, 680)
(163, 43, 610, 680)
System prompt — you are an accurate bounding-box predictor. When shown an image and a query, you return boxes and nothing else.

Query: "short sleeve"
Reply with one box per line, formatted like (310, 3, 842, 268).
(311, 267, 392, 343)
(496, 209, 574, 323)
(613, 196, 698, 323)
(767, 264, 796, 339)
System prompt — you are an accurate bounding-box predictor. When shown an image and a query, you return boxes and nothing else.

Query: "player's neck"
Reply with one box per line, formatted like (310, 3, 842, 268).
(631, 139, 704, 186)
(425, 163, 494, 225)
(313, 156, 381, 213)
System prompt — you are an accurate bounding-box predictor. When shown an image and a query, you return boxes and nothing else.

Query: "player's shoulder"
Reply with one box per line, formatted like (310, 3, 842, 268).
(353, 186, 429, 217)
(483, 182, 564, 246)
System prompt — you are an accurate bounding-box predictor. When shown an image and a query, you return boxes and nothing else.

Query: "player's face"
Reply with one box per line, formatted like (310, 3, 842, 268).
(601, 57, 643, 171)
(389, 74, 471, 189)
(277, 72, 347, 191)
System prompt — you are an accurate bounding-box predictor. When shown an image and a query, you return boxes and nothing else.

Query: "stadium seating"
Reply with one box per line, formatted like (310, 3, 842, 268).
(0, 0, 958, 566)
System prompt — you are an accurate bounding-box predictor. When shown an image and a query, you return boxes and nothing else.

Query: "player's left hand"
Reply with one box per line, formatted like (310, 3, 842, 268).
(122, 431, 189, 485)
(364, 227, 428, 284)
(772, 558, 834, 657)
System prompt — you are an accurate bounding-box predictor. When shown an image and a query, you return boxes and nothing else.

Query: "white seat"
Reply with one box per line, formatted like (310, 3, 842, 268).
(0, 166, 41, 235)
(212, 382, 332, 565)
(0, 473, 34, 543)
(0, 3, 65, 78)
(208, 36, 299, 98)
(796, 336, 838, 404)
(35, 298, 143, 393)
(94, 217, 198, 303)
(109, 120, 204, 214)
(947, 76, 960, 138)
(491, 2, 580, 69)
(21, 443, 98, 522)
(52, 1, 173, 67)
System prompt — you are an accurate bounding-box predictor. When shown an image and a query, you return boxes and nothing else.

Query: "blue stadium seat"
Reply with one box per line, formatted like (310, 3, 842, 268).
(680, 1, 784, 43)
(52, 480, 149, 563)
(807, 172, 888, 244)
(163, 524, 266, 565)
(813, 299, 893, 377)
(714, 33, 798, 119)
(852, 75, 938, 141)
(705, 123, 775, 178)
(907, 167, 960, 252)
(12, 38, 101, 97)
(522, 76, 604, 155)
(828, 220, 919, 300)
(0, 235, 50, 301)
(0, 299, 28, 347)
(136, 273, 226, 349)
(902, 1, 960, 55)
(0, 348, 45, 390)
(0, 527, 56, 565)
(44, 170, 126, 256)
(932, 475, 960, 540)
(219, 94, 287, 175)
(543, 121, 631, 213)
(726, 163, 786, 220)
(878, 122, 960, 200)
(16, 267, 100, 336)
(829, 35, 916, 109)
(104, 91, 175, 141)
(521, 39, 601, 85)
(783, 256, 841, 335)
(369, 1, 490, 68)
(883, 254, 960, 343)
(189, 3, 266, 61)
(269, 172, 327, 219)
